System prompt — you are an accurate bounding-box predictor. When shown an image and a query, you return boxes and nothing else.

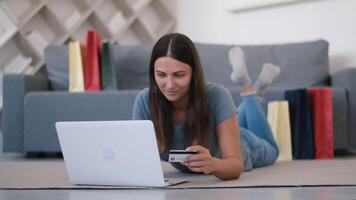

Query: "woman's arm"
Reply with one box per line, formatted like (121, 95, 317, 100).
(182, 115, 243, 180)
(213, 114, 243, 179)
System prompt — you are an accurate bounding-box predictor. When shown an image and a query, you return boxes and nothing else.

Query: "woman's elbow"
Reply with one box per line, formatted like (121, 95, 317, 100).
(232, 162, 244, 180)
(218, 160, 244, 181)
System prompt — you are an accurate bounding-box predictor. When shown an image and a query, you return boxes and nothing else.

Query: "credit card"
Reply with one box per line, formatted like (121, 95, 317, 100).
(168, 150, 197, 163)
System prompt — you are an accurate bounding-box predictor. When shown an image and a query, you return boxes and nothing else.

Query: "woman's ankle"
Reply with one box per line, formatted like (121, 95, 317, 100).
(241, 86, 256, 96)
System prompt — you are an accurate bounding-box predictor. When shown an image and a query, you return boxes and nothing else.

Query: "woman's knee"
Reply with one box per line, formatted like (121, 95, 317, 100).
(254, 144, 279, 168)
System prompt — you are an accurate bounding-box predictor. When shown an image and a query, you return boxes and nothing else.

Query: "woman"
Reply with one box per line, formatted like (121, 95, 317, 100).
(132, 33, 279, 180)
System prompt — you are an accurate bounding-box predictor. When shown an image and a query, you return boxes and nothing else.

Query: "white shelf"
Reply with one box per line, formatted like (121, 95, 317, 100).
(70, 14, 111, 43)
(0, 6, 17, 47)
(138, 0, 174, 39)
(0, 0, 175, 75)
(126, 0, 152, 12)
(94, 1, 130, 36)
(0, 34, 40, 74)
(23, 30, 49, 56)
(46, 0, 91, 31)
(0, 0, 46, 27)
(118, 19, 153, 44)
(82, 0, 104, 9)
(21, 6, 66, 55)
(118, 29, 143, 45)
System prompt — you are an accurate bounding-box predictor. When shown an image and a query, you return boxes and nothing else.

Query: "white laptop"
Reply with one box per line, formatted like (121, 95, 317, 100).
(55, 120, 186, 188)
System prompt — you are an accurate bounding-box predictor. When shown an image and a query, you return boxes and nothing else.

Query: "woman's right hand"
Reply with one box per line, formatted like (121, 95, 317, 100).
(181, 145, 218, 175)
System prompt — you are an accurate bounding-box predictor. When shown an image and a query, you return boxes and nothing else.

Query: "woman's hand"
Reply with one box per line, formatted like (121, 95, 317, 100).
(181, 145, 218, 174)
(179, 116, 242, 180)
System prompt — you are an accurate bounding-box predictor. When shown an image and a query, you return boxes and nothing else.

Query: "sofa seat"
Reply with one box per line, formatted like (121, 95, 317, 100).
(21, 87, 347, 152)
(23, 91, 139, 152)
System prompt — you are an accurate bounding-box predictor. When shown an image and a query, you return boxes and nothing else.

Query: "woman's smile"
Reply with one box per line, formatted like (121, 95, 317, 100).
(165, 90, 178, 95)
(154, 56, 192, 103)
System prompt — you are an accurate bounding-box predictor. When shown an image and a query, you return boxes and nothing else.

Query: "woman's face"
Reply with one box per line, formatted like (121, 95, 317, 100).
(154, 56, 192, 103)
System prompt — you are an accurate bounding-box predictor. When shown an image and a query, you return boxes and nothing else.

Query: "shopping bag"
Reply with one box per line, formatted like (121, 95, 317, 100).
(68, 42, 85, 92)
(100, 42, 118, 90)
(267, 101, 293, 161)
(84, 30, 101, 91)
(285, 89, 314, 159)
(307, 87, 334, 159)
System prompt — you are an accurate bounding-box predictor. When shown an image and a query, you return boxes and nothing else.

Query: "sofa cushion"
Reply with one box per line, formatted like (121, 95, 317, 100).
(113, 40, 329, 90)
(44, 40, 329, 91)
(111, 44, 152, 89)
(243, 40, 330, 90)
(197, 40, 329, 91)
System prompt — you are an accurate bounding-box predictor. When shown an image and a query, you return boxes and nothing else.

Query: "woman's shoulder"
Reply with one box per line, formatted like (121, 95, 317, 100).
(134, 88, 150, 109)
(206, 82, 235, 110)
(136, 87, 149, 100)
(206, 83, 236, 125)
(133, 87, 150, 120)
(206, 82, 231, 97)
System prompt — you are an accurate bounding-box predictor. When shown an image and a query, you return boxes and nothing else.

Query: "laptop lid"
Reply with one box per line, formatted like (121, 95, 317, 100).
(55, 120, 167, 187)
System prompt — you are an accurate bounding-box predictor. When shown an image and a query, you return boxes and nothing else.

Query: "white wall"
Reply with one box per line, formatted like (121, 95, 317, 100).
(170, 0, 356, 74)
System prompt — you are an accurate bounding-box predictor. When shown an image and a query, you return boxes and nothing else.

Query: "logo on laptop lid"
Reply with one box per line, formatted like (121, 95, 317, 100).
(102, 148, 116, 161)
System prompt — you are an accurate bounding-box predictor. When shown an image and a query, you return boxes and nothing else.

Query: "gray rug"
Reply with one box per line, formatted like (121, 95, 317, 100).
(1, 159, 356, 189)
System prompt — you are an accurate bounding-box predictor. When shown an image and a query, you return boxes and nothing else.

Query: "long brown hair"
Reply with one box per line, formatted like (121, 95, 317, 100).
(149, 33, 210, 152)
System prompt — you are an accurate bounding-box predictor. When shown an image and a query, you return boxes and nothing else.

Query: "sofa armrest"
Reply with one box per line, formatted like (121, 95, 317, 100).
(331, 68, 356, 87)
(331, 68, 356, 148)
(2, 74, 50, 152)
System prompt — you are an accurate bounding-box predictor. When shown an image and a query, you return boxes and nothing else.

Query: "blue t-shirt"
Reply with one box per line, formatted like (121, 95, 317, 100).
(132, 83, 237, 172)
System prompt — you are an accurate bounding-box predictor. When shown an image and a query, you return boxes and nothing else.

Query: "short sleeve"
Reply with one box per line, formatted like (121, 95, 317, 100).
(207, 83, 237, 126)
(132, 88, 151, 120)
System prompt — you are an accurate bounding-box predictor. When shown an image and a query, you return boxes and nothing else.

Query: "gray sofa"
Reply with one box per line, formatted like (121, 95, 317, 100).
(2, 39, 355, 153)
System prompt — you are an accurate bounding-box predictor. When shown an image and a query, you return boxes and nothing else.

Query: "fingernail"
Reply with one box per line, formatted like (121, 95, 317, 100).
(186, 147, 191, 151)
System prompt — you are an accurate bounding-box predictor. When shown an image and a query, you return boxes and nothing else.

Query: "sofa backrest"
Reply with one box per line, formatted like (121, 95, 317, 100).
(44, 40, 329, 91)
(113, 40, 329, 90)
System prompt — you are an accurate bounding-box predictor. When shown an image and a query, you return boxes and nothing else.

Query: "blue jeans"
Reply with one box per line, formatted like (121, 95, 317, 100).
(238, 94, 279, 171)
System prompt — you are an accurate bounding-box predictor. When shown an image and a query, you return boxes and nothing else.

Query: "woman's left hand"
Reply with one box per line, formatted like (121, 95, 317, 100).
(181, 145, 218, 174)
